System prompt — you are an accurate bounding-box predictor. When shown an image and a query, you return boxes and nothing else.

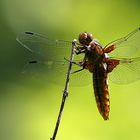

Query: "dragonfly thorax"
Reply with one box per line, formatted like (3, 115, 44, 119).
(89, 40, 103, 55)
(85, 40, 104, 63)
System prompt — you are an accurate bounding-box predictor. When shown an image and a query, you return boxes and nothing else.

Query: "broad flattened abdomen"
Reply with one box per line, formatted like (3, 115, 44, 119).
(93, 63, 110, 120)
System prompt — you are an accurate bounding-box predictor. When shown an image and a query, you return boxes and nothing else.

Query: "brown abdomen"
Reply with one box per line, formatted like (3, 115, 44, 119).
(93, 63, 110, 120)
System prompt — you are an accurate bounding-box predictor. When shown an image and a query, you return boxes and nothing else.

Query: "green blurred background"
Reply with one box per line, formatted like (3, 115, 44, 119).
(0, 0, 140, 140)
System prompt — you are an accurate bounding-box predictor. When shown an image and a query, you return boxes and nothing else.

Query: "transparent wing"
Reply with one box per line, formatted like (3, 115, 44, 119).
(17, 32, 91, 86)
(105, 27, 140, 58)
(16, 31, 73, 60)
(109, 57, 140, 84)
(104, 28, 140, 84)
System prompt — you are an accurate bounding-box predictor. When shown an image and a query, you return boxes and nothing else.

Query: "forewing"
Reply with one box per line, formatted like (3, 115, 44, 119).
(105, 28, 140, 58)
(16, 32, 73, 60)
(17, 32, 72, 83)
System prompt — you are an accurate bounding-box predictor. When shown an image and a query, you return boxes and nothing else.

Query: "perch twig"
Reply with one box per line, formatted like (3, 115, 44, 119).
(50, 40, 76, 140)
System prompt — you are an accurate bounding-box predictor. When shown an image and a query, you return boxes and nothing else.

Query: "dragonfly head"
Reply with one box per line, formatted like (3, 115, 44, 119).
(78, 32, 93, 46)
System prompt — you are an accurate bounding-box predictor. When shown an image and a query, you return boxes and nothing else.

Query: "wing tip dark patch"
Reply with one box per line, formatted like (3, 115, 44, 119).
(25, 31, 34, 35)
(29, 60, 38, 64)
(139, 27, 140, 30)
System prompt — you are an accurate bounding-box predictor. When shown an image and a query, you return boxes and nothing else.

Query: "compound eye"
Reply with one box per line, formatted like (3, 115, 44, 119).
(87, 33, 93, 41)
(78, 32, 93, 46)
(79, 32, 87, 40)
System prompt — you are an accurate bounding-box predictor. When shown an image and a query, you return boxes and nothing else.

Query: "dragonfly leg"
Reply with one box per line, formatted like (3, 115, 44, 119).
(64, 57, 83, 66)
(74, 46, 86, 55)
(71, 68, 84, 74)
(64, 57, 86, 74)
(75, 49, 85, 55)
(71, 60, 89, 74)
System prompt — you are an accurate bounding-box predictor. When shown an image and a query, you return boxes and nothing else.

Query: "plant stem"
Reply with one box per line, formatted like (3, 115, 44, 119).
(50, 40, 76, 140)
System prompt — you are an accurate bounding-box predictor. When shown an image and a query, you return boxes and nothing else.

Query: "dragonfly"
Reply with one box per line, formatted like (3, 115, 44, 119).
(17, 27, 140, 139)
